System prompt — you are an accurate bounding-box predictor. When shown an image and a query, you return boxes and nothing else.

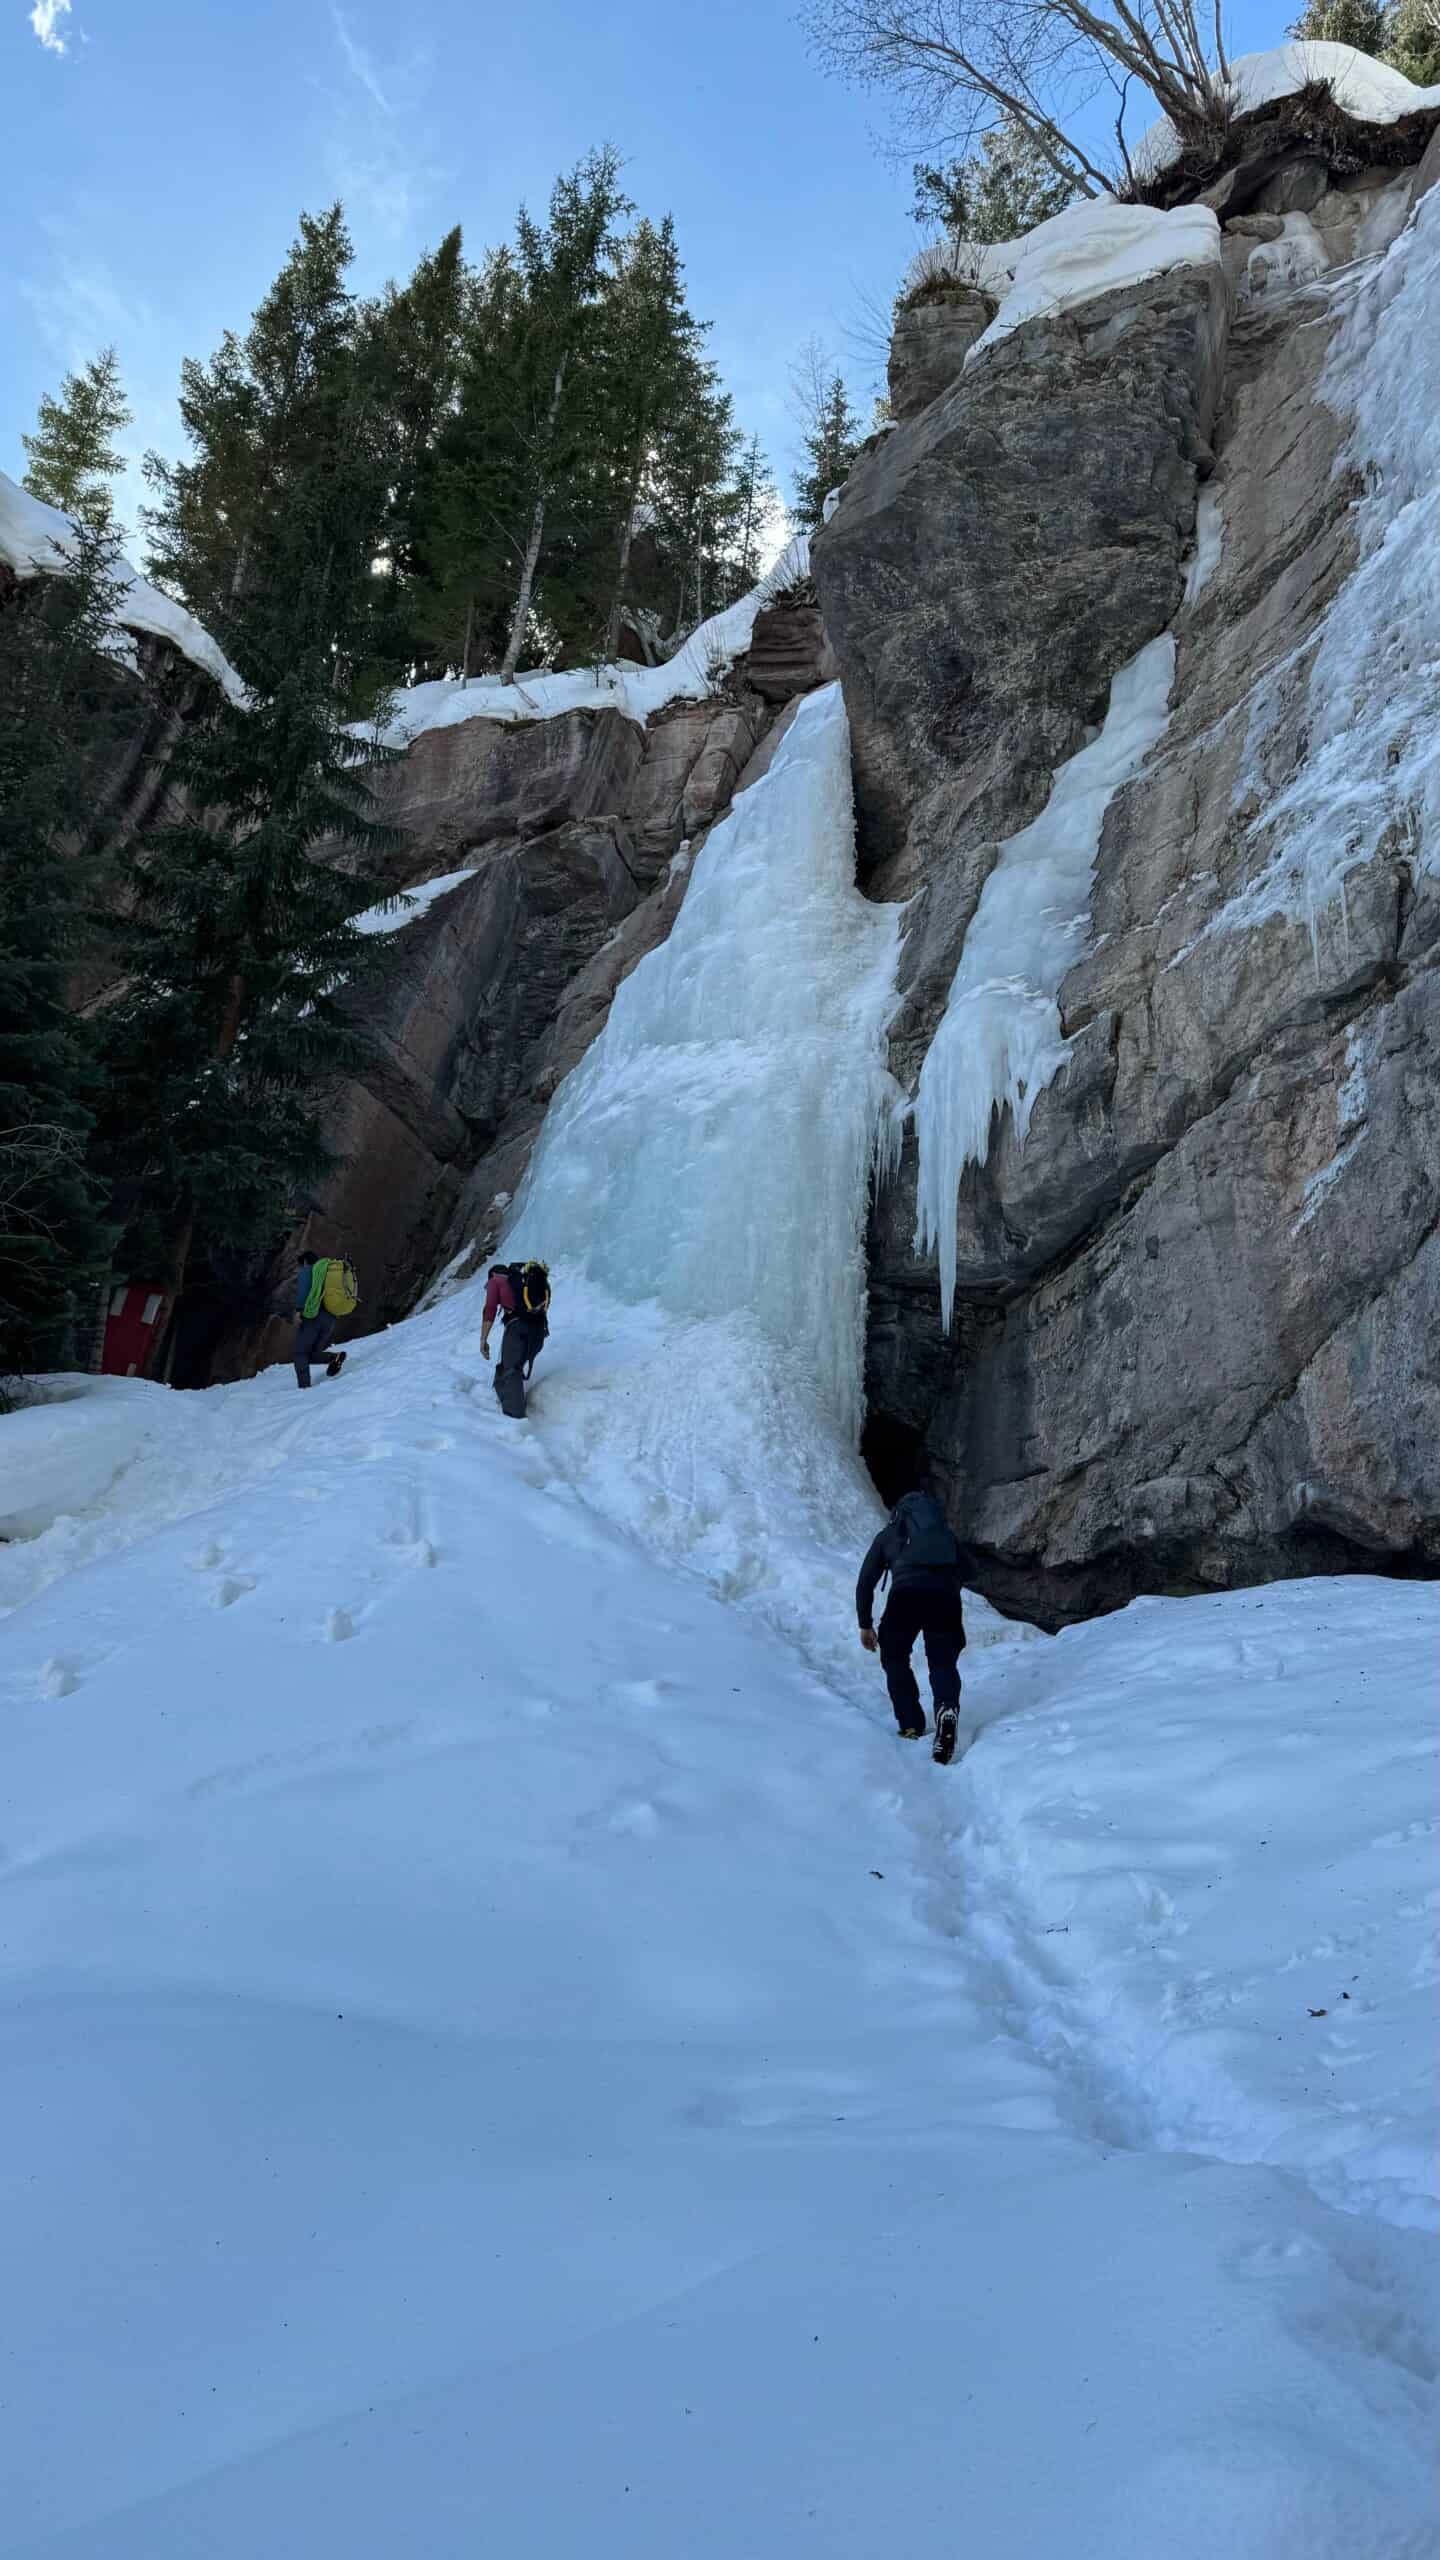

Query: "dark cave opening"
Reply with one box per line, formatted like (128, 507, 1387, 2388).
(860, 1410, 930, 1510)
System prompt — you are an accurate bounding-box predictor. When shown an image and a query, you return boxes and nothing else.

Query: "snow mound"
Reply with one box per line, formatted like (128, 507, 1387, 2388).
(0, 1380, 168, 1544)
(0, 471, 245, 705)
(1, 1287, 1435, 2554)
(961, 1576, 1440, 2228)
(376, 534, 811, 749)
(1136, 39, 1440, 178)
(905, 200, 1220, 356)
(913, 634, 1176, 1326)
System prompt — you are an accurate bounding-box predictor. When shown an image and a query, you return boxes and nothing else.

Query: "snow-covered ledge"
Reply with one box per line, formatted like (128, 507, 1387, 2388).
(0, 471, 245, 706)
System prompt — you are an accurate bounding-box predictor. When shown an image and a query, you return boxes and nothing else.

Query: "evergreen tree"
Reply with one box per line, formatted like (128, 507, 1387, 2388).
(650, 371, 742, 635)
(595, 216, 705, 657)
(791, 360, 862, 533)
(1287, 0, 1389, 47)
(1288, 0, 1440, 85)
(910, 113, 1078, 246)
(0, 521, 126, 1381)
(1386, 0, 1440, 83)
(104, 211, 408, 1308)
(412, 248, 533, 678)
(143, 207, 390, 699)
(93, 662, 402, 1305)
(726, 433, 778, 600)
(354, 226, 472, 695)
(495, 147, 631, 680)
(21, 348, 132, 532)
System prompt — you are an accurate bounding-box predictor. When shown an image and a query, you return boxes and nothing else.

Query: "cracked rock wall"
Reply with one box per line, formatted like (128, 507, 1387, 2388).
(817, 158, 1439, 1625)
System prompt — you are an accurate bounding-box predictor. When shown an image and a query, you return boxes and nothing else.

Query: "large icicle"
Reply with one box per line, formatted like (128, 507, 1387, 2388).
(507, 683, 901, 1444)
(1225, 184, 1440, 936)
(913, 636, 1176, 1329)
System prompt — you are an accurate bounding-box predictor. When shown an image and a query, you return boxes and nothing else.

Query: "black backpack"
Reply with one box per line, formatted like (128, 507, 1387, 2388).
(493, 1261, 551, 1341)
(891, 1493, 961, 1578)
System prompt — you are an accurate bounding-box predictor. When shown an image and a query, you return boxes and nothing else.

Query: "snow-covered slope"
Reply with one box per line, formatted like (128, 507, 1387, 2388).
(1, 1296, 1436, 2557)
(1, 666, 1435, 2556)
(0, 471, 245, 704)
(375, 534, 810, 747)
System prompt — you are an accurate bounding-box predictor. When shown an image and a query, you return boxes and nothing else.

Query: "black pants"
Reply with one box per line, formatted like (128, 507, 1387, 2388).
(878, 1584, 965, 1729)
(495, 1314, 543, 1418)
(294, 1310, 338, 1387)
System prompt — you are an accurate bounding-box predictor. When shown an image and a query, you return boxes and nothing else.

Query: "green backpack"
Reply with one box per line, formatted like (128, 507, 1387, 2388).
(304, 1257, 360, 1320)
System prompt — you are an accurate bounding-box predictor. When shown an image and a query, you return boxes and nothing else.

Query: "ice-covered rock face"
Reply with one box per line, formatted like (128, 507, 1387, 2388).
(506, 685, 902, 1445)
(825, 163, 1440, 1624)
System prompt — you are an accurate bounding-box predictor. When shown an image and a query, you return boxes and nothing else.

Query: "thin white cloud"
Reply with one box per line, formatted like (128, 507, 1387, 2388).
(317, 14, 444, 242)
(30, 0, 74, 55)
(332, 7, 394, 117)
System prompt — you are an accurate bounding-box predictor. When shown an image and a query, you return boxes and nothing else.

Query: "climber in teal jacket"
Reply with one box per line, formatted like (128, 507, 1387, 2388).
(291, 1249, 349, 1390)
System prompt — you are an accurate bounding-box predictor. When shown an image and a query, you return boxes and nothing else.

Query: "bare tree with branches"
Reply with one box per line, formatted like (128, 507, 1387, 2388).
(802, 1, 1235, 199)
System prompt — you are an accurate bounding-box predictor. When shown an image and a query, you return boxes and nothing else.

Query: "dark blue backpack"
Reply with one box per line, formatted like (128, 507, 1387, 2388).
(891, 1493, 961, 1578)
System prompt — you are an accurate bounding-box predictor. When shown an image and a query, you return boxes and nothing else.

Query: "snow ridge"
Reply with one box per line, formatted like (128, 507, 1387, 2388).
(1135, 39, 1440, 179)
(0, 471, 246, 705)
(375, 534, 812, 749)
(904, 200, 1220, 357)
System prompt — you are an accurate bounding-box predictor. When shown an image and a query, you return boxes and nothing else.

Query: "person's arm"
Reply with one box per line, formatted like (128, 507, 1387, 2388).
(294, 1268, 310, 1317)
(479, 1270, 512, 1360)
(856, 1527, 894, 1648)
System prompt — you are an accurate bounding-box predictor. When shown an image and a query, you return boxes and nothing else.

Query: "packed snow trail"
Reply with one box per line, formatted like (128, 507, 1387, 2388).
(2, 1307, 1437, 2558)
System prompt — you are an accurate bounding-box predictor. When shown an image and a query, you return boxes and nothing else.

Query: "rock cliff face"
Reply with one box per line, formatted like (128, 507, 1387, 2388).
(815, 150, 1440, 1626)
(280, 599, 832, 1340)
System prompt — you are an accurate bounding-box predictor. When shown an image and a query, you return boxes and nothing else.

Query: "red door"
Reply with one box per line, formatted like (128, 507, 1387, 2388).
(102, 1284, 170, 1377)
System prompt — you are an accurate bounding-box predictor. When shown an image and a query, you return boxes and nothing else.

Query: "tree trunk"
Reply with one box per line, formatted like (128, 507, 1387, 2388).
(499, 354, 568, 685)
(604, 464, 644, 661)
(146, 967, 249, 1366)
(499, 496, 547, 684)
(85, 1264, 112, 1374)
(460, 596, 475, 686)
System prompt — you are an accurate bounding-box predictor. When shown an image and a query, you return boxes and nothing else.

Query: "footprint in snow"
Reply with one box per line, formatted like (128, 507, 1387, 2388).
(188, 1540, 225, 1572)
(212, 1576, 256, 1610)
(324, 1608, 355, 1644)
(381, 1522, 438, 1567)
(39, 1656, 79, 1700)
(609, 1677, 682, 1710)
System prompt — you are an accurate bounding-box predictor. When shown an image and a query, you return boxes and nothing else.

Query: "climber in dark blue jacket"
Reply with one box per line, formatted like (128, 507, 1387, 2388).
(856, 1491, 966, 1762)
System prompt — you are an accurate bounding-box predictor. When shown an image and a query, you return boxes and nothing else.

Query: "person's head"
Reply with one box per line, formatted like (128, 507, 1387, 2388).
(299, 1249, 318, 1268)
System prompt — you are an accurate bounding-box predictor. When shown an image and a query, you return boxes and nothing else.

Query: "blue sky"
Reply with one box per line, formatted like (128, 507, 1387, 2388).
(3, 0, 1283, 549)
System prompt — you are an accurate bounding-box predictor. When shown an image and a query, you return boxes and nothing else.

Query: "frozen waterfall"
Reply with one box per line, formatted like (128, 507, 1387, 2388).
(912, 635, 1176, 1330)
(1234, 181, 1440, 932)
(507, 684, 903, 1448)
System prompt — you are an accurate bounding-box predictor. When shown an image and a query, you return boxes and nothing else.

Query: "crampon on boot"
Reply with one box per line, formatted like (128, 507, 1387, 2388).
(932, 1707, 959, 1766)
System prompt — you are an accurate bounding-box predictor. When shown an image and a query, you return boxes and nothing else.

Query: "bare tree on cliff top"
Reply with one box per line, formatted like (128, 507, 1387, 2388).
(803, 0, 1234, 197)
